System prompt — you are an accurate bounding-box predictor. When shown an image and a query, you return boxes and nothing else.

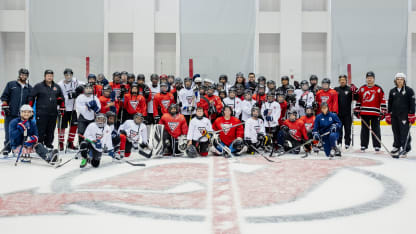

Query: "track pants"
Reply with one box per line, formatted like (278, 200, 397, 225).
(36, 114, 58, 148)
(360, 115, 381, 148)
(338, 114, 352, 146)
(391, 114, 411, 152)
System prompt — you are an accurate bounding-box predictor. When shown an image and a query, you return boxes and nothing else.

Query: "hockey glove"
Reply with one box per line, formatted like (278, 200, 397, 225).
(385, 113, 392, 125)
(95, 139, 102, 149)
(87, 100, 99, 113)
(298, 99, 306, 108)
(281, 125, 289, 132)
(17, 120, 28, 132)
(140, 142, 148, 148)
(350, 83, 358, 94)
(154, 115, 161, 124)
(24, 135, 38, 147)
(313, 132, 320, 141)
(1, 103, 10, 117)
(409, 113, 416, 124)
(265, 116, 273, 122)
(257, 133, 265, 143)
(108, 150, 115, 157)
(263, 109, 269, 117)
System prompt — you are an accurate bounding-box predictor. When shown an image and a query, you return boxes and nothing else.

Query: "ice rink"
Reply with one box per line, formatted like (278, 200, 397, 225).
(0, 124, 415, 234)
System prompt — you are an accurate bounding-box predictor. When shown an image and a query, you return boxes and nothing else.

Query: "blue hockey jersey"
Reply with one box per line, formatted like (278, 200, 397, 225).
(9, 117, 38, 149)
(312, 112, 342, 135)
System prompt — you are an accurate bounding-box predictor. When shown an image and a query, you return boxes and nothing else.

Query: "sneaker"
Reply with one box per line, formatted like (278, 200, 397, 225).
(391, 147, 400, 154)
(80, 158, 88, 168)
(360, 146, 367, 152)
(374, 147, 380, 152)
(59, 142, 64, 151)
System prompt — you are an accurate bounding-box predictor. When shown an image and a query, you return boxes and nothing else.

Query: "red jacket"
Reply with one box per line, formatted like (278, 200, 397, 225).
(283, 119, 308, 141)
(299, 115, 315, 132)
(355, 85, 387, 117)
(159, 113, 188, 139)
(212, 116, 244, 146)
(123, 93, 147, 116)
(279, 100, 288, 125)
(153, 92, 175, 117)
(315, 89, 339, 114)
(197, 95, 223, 119)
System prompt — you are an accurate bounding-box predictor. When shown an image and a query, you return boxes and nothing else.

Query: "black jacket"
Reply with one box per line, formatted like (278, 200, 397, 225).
(30, 81, 64, 116)
(388, 86, 415, 117)
(335, 85, 353, 116)
(1, 80, 32, 117)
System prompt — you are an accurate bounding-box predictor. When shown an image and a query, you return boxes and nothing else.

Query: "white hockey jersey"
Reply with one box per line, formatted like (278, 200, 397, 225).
(178, 88, 198, 115)
(294, 89, 314, 117)
(147, 84, 160, 113)
(84, 122, 113, 152)
(187, 117, 213, 142)
(223, 97, 242, 117)
(241, 99, 257, 121)
(244, 117, 266, 143)
(76, 94, 101, 121)
(118, 120, 148, 144)
(261, 101, 281, 127)
(58, 78, 84, 111)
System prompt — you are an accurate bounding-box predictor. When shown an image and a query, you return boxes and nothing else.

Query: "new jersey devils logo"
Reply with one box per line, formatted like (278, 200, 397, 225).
(363, 91, 375, 103)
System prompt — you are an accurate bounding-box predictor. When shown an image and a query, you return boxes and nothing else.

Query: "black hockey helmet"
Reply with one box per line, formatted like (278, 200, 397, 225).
(103, 84, 112, 92)
(229, 87, 237, 94)
(174, 77, 183, 85)
(186, 144, 198, 158)
(106, 111, 116, 119)
(267, 80, 276, 86)
(137, 74, 145, 81)
(286, 85, 295, 92)
(112, 71, 121, 78)
(321, 78, 331, 84)
(63, 68, 73, 75)
(300, 80, 309, 86)
(130, 82, 139, 93)
(309, 75, 318, 81)
(257, 76, 266, 83)
(219, 74, 228, 82)
(88, 73, 97, 80)
(276, 89, 285, 97)
(150, 73, 159, 81)
(168, 103, 178, 115)
(236, 72, 244, 78)
(281, 76, 289, 81)
(127, 73, 135, 80)
(244, 89, 252, 95)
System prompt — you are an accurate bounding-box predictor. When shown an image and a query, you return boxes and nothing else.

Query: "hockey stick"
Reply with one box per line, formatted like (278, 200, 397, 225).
(361, 118, 393, 156)
(277, 131, 330, 157)
(65, 99, 77, 154)
(15, 128, 27, 166)
(248, 143, 280, 163)
(396, 123, 412, 158)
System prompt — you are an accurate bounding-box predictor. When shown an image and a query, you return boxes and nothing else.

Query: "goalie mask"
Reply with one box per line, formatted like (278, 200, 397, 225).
(95, 113, 107, 128)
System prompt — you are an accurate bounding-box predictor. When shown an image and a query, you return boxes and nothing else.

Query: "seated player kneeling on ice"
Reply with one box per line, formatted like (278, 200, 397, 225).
(277, 110, 310, 155)
(186, 107, 213, 157)
(211, 106, 246, 156)
(10, 105, 59, 164)
(244, 106, 267, 154)
(159, 104, 188, 156)
(118, 113, 149, 159)
(312, 102, 342, 158)
(79, 113, 113, 168)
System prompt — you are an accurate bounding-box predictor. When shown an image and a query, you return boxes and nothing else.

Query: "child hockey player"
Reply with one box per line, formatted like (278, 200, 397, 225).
(241, 89, 256, 122)
(10, 105, 59, 164)
(211, 106, 246, 156)
(76, 84, 101, 144)
(118, 113, 149, 158)
(277, 90, 288, 126)
(244, 107, 266, 154)
(312, 102, 342, 158)
(222, 87, 242, 117)
(153, 82, 175, 124)
(123, 82, 147, 120)
(79, 113, 114, 168)
(315, 78, 338, 114)
(179, 77, 198, 124)
(294, 80, 315, 117)
(186, 107, 213, 157)
(277, 110, 309, 155)
(261, 91, 281, 145)
(197, 84, 223, 122)
(159, 104, 188, 156)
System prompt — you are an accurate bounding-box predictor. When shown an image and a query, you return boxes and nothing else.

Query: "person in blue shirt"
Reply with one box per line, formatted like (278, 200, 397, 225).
(312, 102, 342, 158)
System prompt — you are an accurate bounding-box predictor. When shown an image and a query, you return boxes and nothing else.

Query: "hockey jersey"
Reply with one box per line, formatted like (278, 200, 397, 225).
(123, 93, 147, 116)
(279, 100, 288, 126)
(261, 101, 281, 127)
(312, 112, 341, 135)
(84, 122, 113, 152)
(99, 95, 117, 114)
(138, 84, 151, 102)
(109, 82, 122, 99)
(244, 117, 265, 143)
(58, 78, 83, 111)
(159, 113, 188, 139)
(223, 97, 242, 117)
(212, 116, 244, 146)
(92, 84, 103, 98)
(153, 92, 175, 117)
(283, 119, 308, 141)
(252, 93, 266, 109)
(315, 89, 339, 114)
(241, 99, 256, 121)
(187, 117, 213, 142)
(294, 89, 314, 116)
(197, 94, 223, 119)
(299, 115, 315, 132)
(147, 84, 160, 114)
(356, 85, 387, 117)
(119, 120, 148, 144)
(76, 94, 101, 120)
(178, 88, 198, 115)
(9, 118, 38, 149)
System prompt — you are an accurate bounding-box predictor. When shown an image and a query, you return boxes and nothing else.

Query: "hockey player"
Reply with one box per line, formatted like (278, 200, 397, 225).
(266, 80, 277, 94)
(136, 74, 151, 103)
(300, 106, 316, 134)
(334, 74, 358, 149)
(315, 78, 338, 114)
(125, 73, 135, 91)
(277, 76, 290, 94)
(309, 75, 321, 95)
(386, 73, 415, 158)
(179, 77, 198, 124)
(110, 72, 123, 99)
(312, 102, 342, 158)
(171, 77, 183, 102)
(147, 73, 160, 124)
(212, 106, 246, 156)
(257, 76, 266, 88)
(105, 111, 120, 155)
(261, 92, 281, 145)
(194, 77, 203, 89)
(76, 84, 101, 144)
(9, 105, 59, 164)
(99, 85, 117, 114)
(120, 71, 129, 84)
(186, 107, 213, 157)
(1, 68, 32, 155)
(252, 84, 266, 109)
(294, 80, 315, 117)
(79, 113, 114, 168)
(241, 89, 257, 122)
(277, 90, 288, 126)
(244, 107, 266, 154)
(277, 110, 309, 155)
(222, 87, 242, 117)
(117, 113, 149, 158)
(159, 104, 188, 156)
(123, 83, 147, 120)
(219, 90, 227, 101)
(97, 73, 109, 86)
(30, 69, 65, 149)
(57, 68, 83, 151)
(218, 74, 232, 94)
(153, 82, 175, 124)
(354, 71, 387, 152)
(87, 74, 103, 97)
(235, 84, 245, 100)
(197, 84, 223, 121)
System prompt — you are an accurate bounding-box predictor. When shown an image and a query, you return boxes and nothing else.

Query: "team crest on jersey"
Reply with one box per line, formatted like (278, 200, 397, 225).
(187, 96, 193, 104)
(305, 123, 312, 131)
(402, 120, 407, 125)
(130, 101, 138, 110)
(96, 133, 103, 140)
(363, 91, 375, 103)
(168, 122, 179, 132)
(345, 91, 348, 95)
(162, 100, 170, 109)
(198, 127, 207, 135)
(221, 124, 233, 134)
(254, 126, 261, 133)
(321, 96, 329, 103)
(289, 129, 297, 136)
(329, 117, 332, 121)
(129, 130, 138, 138)
(114, 88, 121, 97)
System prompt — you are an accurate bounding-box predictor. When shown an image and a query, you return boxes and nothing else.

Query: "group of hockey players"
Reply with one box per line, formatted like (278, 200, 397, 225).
(1, 68, 414, 168)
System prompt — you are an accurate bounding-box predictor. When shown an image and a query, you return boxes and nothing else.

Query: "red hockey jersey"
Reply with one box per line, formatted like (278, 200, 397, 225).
(159, 113, 188, 139)
(109, 82, 122, 100)
(315, 89, 338, 114)
(92, 84, 102, 98)
(123, 93, 147, 116)
(283, 119, 308, 141)
(153, 92, 175, 117)
(355, 85, 387, 116)
(252, 94, 266, 109)
(212, 116, 244, 146)
(279, 100, 288, 126)
(99, 96, 118, 114)
(197, 95, 223, 119)
(299, 115, 315, 132)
